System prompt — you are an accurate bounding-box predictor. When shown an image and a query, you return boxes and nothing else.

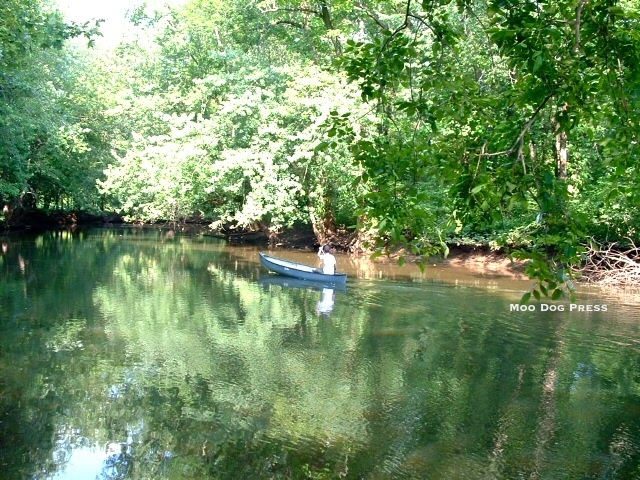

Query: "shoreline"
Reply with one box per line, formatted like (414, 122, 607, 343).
(5, 217, 638, 288)
(0, 218, 528, 279)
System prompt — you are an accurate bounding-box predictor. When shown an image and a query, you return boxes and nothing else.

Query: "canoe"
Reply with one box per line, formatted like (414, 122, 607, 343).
(259, 252, 347, 284)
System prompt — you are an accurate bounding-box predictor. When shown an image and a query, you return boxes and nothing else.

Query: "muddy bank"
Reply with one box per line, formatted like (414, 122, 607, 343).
(440, 248, 528, 278)
(357, 248, 528, 279)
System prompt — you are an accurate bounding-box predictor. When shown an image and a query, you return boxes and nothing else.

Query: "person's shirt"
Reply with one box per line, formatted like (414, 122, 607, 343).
(320, 252, 336, 274)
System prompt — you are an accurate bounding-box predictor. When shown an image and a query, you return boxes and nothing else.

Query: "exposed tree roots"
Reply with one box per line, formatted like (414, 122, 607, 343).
(575, 241, 640, 286)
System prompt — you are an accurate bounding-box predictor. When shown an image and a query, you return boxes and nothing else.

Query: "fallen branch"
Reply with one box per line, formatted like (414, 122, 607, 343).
(575, 240, 640, 285)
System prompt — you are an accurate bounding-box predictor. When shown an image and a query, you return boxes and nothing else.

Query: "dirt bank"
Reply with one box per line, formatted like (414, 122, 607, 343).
(440, 247, 528, 278)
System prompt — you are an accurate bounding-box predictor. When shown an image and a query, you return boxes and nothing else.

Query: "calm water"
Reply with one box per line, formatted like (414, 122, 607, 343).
(1, 228, 639, 480)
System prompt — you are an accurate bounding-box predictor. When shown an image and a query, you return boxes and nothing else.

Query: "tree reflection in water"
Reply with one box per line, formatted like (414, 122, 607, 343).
(1, 229, 639, 479)
(97, 444, 132, 480)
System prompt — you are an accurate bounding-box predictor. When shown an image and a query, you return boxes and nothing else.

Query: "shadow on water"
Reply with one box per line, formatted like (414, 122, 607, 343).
(1, 228, 639, 479)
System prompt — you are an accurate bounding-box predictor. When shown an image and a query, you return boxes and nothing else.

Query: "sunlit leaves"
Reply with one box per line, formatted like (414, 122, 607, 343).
(99, 114, 215, 223)
(97, 26, 366, 232)
(4, 0, 639, 300)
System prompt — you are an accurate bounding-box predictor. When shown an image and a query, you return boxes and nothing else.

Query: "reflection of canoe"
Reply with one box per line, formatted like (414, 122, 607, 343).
(258, 275, 347, 291)
(259, 252, 347, 284)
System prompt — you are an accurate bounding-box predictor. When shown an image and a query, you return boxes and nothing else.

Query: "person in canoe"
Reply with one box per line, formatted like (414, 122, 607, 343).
(317, 244, 337, 274)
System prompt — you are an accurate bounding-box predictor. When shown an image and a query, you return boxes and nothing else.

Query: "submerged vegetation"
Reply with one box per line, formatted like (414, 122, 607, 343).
(1, 0, 639, 295)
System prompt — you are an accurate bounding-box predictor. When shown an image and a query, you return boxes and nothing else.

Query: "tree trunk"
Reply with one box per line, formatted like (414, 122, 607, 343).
(309, 193, 336, 245)
(555, 131, 568, 180)
(554, 103, 569, 180)
(319, 2, 342, 55)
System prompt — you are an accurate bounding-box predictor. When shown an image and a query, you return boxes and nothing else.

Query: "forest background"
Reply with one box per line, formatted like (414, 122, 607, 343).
(1, 0, 639, 299)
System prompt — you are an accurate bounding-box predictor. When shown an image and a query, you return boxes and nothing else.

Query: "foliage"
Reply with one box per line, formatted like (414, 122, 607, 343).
(0, 0, 105, 216)
(97, 3, 370, 236)
(338, 0, 640, 298)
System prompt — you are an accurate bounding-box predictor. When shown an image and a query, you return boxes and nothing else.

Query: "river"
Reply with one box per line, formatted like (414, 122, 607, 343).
(1, 227, 639, 479)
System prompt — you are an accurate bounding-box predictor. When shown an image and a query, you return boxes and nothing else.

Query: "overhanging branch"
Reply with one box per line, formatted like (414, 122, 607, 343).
(478, 92, 555, 158)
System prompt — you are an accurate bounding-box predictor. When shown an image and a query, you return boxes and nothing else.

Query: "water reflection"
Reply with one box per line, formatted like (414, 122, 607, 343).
(316, 288, 336, 315)
(258, 275, 344, 316)
(97, 443, 132, 480)
(257, 274, 346, 291)
(1, 228, 639, 480)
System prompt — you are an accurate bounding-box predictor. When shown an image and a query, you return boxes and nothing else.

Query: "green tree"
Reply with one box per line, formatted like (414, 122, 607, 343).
(0, 0, 104, 222)
(98, 0, 371, 237)
(338, 0, 640, 297)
